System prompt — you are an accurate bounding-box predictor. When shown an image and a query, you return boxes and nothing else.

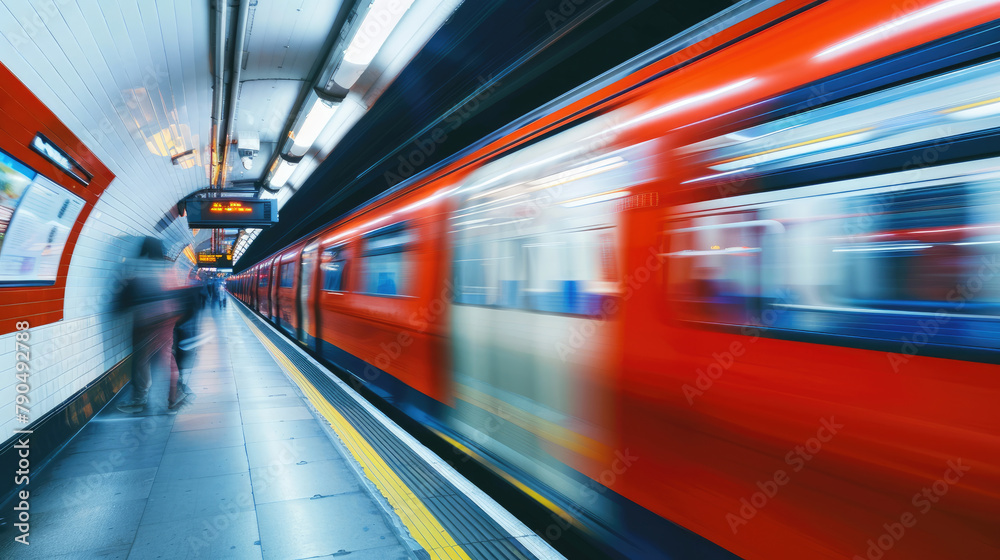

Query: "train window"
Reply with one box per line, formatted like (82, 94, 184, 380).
(360, 224, 411, 296)
(667, 216, 780, 325)
(453, 239, 495, 305)
(668, 170, 1000, 351)
(280, 262, 294, 288)
(258, 268, 268, 287)
(321, 246, 347, 292)
(452, 227, 619, 316)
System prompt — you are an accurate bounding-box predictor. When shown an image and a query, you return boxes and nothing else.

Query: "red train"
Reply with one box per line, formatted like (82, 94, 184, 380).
(229, 1, 1000, 557)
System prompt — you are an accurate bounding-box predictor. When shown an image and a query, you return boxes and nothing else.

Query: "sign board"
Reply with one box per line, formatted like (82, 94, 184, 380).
(29, 133, 92, 186)
(196, 252, 233, 268)
(186, 199, 276, 228)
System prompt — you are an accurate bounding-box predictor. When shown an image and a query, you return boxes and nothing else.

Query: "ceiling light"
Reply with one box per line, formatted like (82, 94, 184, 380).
(270, 158, 296, 188)
(333, 0, 416, 88)
(292, 99, 338, 154)
(345, 0, 415, 66)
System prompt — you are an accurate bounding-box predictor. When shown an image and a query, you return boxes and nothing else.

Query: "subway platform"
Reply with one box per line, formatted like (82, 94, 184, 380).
(0, 298, 561, 560)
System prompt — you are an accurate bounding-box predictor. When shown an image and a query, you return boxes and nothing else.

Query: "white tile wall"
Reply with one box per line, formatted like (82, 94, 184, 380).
(0, 1, 210, 444)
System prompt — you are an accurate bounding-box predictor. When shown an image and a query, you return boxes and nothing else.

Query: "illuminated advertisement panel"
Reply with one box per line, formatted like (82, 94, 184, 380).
(0, 149, 85, 285)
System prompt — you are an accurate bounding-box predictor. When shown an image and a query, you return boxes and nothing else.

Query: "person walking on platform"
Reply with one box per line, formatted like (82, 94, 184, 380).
(116, 237, 176, 413)
(208, 279, 219, 309)
(199, 281, 210, 309)
(169, 286, 210, 410)
(217, 280, 227, 309)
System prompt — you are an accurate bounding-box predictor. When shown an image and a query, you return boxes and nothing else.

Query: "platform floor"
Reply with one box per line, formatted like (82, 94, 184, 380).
(0, 298, 556, 559)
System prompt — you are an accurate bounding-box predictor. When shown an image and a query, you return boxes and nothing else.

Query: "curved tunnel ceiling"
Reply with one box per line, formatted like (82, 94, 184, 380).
(0, 0, 734, 273)
(238, 0, 737, 269)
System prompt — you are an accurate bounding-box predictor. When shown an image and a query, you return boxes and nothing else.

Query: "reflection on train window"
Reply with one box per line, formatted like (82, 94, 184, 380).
(321, 247, 347, 292)
(258, 268, 268, 287)
(667, 216, 778, 324)
(453, 239, 494, 305)
(280, 262, 294, 288)
(453, 227, 619, 316)
(360, 224, 411, 296)
(668, 175, 1000, 350)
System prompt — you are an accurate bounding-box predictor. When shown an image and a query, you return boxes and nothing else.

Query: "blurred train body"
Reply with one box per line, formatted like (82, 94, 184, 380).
(229, 1, 1000, 558)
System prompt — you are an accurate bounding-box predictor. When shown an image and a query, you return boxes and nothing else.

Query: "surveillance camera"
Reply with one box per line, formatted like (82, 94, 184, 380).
(238, 148, 257, 170)
(237, 132, 260, 171)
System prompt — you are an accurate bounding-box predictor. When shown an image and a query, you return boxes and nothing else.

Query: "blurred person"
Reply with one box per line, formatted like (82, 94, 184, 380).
(217, 280, 227, 308)
(169, 285, 211, 410)
(199, 280, 210, 309)
(117, 237, 177, 413)
(209, 278, 219, 308)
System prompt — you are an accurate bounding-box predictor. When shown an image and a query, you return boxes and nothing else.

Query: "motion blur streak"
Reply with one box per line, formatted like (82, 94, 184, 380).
(230, 0, 1000, 558)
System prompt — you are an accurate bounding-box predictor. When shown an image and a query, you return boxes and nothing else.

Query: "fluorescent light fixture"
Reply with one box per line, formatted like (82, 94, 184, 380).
(292, 100, 338, 154)
(333, 0, 416, 89)
(270, 158, 296, 188)
(344, 0, 416, 66)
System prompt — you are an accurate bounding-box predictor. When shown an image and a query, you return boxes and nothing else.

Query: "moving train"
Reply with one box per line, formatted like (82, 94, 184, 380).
(229, 0, 1000, 557)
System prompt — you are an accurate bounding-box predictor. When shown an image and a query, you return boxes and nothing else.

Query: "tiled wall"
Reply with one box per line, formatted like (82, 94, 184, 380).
(0, 191, 194, 443)
(0, 1, 210, 445)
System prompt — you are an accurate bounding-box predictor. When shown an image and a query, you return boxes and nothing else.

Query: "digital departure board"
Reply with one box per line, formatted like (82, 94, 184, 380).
(186, 199, 276, 228)
(196, 252, 233, 268)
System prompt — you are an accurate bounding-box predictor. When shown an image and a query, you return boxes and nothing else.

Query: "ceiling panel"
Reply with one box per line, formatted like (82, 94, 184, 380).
(226, 0, 343, 185)
(0, 0, 212, 243)
(243, 0, 342, 81)
(237, 79, 301, 144)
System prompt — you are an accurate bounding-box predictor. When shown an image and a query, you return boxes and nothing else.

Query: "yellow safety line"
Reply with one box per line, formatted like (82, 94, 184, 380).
(238, 313, 471, 560)
(431, 428, 588, 533)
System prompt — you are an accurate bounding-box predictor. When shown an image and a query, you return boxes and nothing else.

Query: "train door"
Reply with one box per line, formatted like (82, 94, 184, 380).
(258, 259, 274, 317)
(275, 250, 300, 337)
(299, 239, 320, 349)
(269, 258, 280, 320)
(446, 120, 647, 515)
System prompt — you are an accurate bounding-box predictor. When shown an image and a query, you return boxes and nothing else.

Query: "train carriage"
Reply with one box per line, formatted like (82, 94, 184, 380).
(228, 1, 1000, 557)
